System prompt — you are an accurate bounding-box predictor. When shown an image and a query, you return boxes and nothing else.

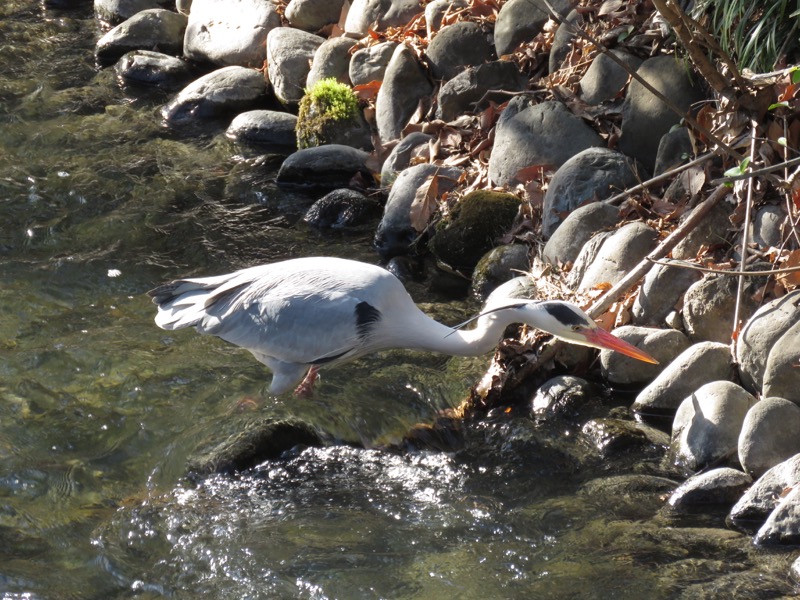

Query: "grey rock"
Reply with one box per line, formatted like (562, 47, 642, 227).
(349, 41, 398, 86)
(184, 0, 280, 68)
(379, 132, 433, 186)
(654, 127, 693, 176)
(750, 204, 786, 249)
(276, 144, 372, 190)
(436, 60, 527, 122)
(471, 244, 530, 300)
(793, 554, 800, 582)
(114, 50, 195, 89)
(577, 221, 657, 291)
(666, 467, 752, 511)
(344, 0, 420, 36)
(541, 202, 619, 267)
(530, 375, 599, 419)
(267, 28, 325, 106)
(489, 98, 603, 187)
(730, 452, 800, 529)
(94, 0, 167, 24)
(739, 397, 800, 478)
(548, 9, 581, 73)
(426, 21, 494, 81)
(754, 485, 800, 546)
(632, 262, 702, 326)
(670, 381, 757, 473)
(162, 66, 269, 125)
(425, 0, 469, 37)
(176, 0, 191, 15)
(542, 148, 643, 238)
(494, 0, 574, 57)
(375, 44, 433, 143)
(285, 0, 345, 32)
(763, 319, 800, 404)
(303, 189, 381, 228)
(96, 8, 187, 65)
(564, 229, 613, 290)
(582, 417, 670, 457)
(580, 50, 642, 105)
(307, 37, 357, 88)
(374, 164, 463, 258)
(225, 110, 298, 149)
(618, 55, 705, 172)
(736, 291, 800, 393)
(671, 199, 732, 260)
(633, 342, 733, 414)
(599, 325, 688, 386)
(578, 474, 679, 519)
(683, 274, 761, 343)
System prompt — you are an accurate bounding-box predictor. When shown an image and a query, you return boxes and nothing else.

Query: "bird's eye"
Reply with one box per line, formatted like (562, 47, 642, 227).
(571, 325, 583, 332)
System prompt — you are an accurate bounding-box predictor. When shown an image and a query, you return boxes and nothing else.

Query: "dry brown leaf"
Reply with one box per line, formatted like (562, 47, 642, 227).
(776, 249, 800, 290)
(353, 80, 382, 101)
(409, 173, 441, 232)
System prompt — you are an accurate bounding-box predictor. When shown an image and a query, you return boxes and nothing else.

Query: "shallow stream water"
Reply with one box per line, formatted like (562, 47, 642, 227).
(1, 2, 798, 598)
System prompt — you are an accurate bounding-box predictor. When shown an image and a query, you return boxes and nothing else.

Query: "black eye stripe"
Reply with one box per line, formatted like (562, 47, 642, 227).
(542, 302, 591, 326)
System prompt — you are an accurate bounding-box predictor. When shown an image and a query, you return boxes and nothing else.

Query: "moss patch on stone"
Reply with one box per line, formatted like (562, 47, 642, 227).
(296, 78, 361, 149)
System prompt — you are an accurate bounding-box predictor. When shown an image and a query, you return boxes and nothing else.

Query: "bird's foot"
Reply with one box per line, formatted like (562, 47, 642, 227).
(293, 366, 319, 397)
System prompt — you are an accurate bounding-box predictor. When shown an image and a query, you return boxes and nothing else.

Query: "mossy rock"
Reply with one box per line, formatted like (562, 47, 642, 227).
(428, 190, 521, 273)
(296, 78, 372, 151)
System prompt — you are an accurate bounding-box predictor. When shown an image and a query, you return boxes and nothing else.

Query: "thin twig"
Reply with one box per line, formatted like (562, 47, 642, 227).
(647, 257, 800, 276)
(732, 121, 757, 338)
(605, 152, 713, 206)
(710, 155, 800, 185)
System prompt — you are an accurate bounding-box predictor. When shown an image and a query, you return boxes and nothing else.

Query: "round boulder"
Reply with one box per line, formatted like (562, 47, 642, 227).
(426, 21, 494, 81)
(599, 325, 688, 386)
(762, 319, 800, 404)
(276, 144, 373, 190)
(541, 202, 619, 267)
(285, 0, 346, 32)
(579, 49, 642, 105)
(375, 44, 433, 143)
(95, 8, 187, 66)
(494, 0, 574, 56)
(303, 189, 381, 228)
(576, 221, 657, 291)
(739, 397, 800, 478)
(225, 110, 298, 149)
(631, 262, 702, 326)
(344, 0, 420, 36)
(683, 274, 761, 344)
(470, 244, 530, 300)
(266, 28, 325, 106)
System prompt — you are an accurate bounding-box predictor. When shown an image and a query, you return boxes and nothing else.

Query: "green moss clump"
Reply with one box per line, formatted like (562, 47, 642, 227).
(296, 78, 362, 149)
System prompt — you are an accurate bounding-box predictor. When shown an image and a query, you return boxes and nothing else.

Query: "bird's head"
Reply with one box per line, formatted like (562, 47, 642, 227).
(488, 300, 659, 364)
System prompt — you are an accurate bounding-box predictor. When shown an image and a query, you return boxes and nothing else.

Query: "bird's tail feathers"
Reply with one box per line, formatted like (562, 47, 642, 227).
(148, 274, 247, 331)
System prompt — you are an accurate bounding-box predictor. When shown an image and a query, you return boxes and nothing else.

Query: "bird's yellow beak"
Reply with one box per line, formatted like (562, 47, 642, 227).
(583, 327, 660, 364)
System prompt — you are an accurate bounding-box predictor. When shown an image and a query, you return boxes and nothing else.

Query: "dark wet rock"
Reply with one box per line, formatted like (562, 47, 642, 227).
(375, 44, 434, 143)
(276, 144, 373, 190)
(285, 0, 345, 32)
(186, 417, 323, 477)
(671, 200, 732, 260)
(548, 9, 581, 73)
(739, 397, 800, 478)
(678, 569, 796, 599)
(599, 326, 688, 386)
(581, 417, 670, 457)
(654, 127, 694, 176)
(161, 66, 269, 125)
(470, 244, 530, 300)
(183, 0, 280, 68)
(426, 21, 494, 81)
(344, 0, 420, 36)
(95, 8, 186, 66)
(763, 319, 800, 403)
(633, 342, 733, 415)
(349, 41, 398, 86)
(266, 28, 325, 106)
(579, 50, 642, 105)
(541, 202, 619, 267)
(578, 474, 679, 518)
(307, 37, 357, 88)
(303, 189, 381, 228)
(425, 0, 469, 36)
(374, 163, 463, 258)
(750, 204, 786, 249)
(730, 453, 800, 530)
(530, 375, 600, 420)
(494, 0, 574, 56)
(666, 468, 751, 512)
(683, 273, 761, 344)
(489, 99, 604, 187)
(114, 50, 195, 89)
(436, 60, 527, 122)
(225, 109, 298, 149)
(575, 221, 658, 291)
(380, 132, 433, 186)
(94, 0, 168, 24)
(632, 262, 702, 326)
(541, 148, 643, 238)
(618, 55, 705, 172)
(428, 190, 521, 273)
(670, 381, 757, 473)
(755, 485, 800, 546)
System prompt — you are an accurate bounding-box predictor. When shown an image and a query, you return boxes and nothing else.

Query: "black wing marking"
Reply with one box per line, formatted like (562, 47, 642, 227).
(541, 302, 591, 326)
(355, 301, 382, 339)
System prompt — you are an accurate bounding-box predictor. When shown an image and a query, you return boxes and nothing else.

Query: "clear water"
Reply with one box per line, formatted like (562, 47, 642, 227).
(1, 2, 798, 598)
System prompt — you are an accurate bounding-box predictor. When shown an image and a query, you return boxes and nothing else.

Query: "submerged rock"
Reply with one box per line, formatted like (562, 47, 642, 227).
(303, 189, 381, 228)
(95, 8, 187, 66)
(115, 50, 195, 89)
(730, 453, 800, 530)
(276, 145, 373, 190)
(665, 467, 752, 512)
(529, 375, 600, 420)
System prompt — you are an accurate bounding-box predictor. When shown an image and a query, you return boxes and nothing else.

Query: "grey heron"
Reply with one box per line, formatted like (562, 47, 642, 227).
(149, 257, 657, 395)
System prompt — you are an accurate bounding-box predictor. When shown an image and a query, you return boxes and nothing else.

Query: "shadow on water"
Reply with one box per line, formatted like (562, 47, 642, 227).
(1, 1, 798, 598)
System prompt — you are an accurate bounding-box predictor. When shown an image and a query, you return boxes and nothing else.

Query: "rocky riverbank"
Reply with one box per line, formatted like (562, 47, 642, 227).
(90, 0, 799, 577)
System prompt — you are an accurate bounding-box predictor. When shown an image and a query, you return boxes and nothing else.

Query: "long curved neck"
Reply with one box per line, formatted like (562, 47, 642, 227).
(387, 307, 524, 357)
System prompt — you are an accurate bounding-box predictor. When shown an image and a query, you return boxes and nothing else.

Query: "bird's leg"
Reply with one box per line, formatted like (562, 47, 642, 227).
(294, 366, 320, 397)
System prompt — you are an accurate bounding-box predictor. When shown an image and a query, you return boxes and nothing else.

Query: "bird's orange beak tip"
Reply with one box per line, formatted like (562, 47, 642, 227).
(587, 328, 660, 365)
